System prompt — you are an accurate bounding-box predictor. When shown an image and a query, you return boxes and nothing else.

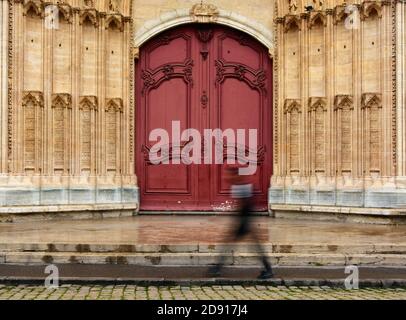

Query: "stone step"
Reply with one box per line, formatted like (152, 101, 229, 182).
(0, 243, 406, 254)
(1, 251, 405, 267)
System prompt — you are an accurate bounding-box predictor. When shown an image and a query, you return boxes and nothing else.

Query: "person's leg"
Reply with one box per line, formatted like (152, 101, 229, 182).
(251, 226, 273, 278)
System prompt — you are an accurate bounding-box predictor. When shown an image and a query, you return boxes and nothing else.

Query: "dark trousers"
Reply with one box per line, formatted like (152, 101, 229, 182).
(215, 199, 272, 272)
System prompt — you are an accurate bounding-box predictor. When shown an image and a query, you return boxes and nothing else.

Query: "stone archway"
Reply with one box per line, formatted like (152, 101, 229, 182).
(132, 3, 274, 57)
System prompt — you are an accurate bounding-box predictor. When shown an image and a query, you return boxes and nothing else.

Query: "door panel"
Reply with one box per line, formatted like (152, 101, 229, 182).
(136, 25, 272, 211)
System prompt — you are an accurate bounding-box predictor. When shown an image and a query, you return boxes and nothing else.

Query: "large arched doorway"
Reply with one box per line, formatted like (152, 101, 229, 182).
(136, 24, 272, 211)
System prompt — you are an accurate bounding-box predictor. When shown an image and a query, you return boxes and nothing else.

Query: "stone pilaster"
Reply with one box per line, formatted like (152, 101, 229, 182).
(0, 0, 8, 174)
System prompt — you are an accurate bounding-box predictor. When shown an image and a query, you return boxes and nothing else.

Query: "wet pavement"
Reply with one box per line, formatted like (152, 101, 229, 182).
(0, 215, 405, 245)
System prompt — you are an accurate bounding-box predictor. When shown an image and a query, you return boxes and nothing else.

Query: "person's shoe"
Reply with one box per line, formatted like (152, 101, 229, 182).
(257, 270, 273, 279)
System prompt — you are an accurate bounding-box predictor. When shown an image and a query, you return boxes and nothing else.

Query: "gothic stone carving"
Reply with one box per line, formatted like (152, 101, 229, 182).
(308, 11, 327, 29)
(23, 0, 43, 18)
(334, 95, 354, 110)
(105, 98, 123, 113)
(190, 3, 219, 23)
(284, 15, 301, 32)
(361, 93, 382, 109)
(80, 8, 99, 27)
(79, 96, 98, 111)
(308, 97, 327, 112)
(51, 93, 72, 109)
(105, 14, 124, 32)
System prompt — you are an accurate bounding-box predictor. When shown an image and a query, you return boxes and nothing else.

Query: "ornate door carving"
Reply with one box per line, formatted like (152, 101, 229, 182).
(136, 25, 272, 211)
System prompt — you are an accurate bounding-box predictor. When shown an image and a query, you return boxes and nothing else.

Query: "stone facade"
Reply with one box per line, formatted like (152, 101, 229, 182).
(0, 0, 405, 221)
(0, 0, 137, 216)
(270, 0, 406, 221)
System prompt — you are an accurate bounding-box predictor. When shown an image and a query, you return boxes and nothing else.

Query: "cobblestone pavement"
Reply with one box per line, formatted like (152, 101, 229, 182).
(0, 284, 405, 300)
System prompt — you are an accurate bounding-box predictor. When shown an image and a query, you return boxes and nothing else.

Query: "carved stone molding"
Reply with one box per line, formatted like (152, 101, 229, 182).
(308, 11, 327, 28)
(361, 93, 382, 109)
(190, 3, 219, 23)
(57, 3, 73, 23)
(22, 0, 43, 17)
(79, 96, 98, 111)
(333, 5, 349, 25)
(51, 93, 72, 109)
(284, 99, 302, 114)
(361, 1, 384, 20)
(79, 8, 99, 27)
(83, 0, 95, 8)
(284, 15, 301, 32)
(22, 91, 44, 108)
(334, 95, 354, 110)
(108, 0, 120, 14)
(288, 0, 299, 14)
(308, 97, 327, 112)
(105, 98, 123, 113)
(312, 0, 324, 11)
(105, 14, 124, 31)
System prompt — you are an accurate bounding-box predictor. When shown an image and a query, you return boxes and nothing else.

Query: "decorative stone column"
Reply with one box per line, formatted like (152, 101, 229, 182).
(0, 0, 8, 176)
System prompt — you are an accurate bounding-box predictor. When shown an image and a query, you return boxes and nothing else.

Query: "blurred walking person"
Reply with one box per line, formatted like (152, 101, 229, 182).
(209, 166, 273, 279)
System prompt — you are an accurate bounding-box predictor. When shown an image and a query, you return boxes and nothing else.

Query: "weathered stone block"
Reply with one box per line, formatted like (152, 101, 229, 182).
(285, 189, 309, 205)
(336, 190, 364, 207)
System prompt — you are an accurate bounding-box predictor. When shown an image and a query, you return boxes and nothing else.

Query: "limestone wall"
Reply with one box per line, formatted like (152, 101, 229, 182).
(270, 0, 406, 211)
(0, 0, 137, 213)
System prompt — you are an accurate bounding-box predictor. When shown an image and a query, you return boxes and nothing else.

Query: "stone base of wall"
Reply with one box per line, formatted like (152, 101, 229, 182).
(0, 204, 138, 223)
(269, 186, 406, 209)
(0, 185, 139, 222)
(270, 204, 406, 225)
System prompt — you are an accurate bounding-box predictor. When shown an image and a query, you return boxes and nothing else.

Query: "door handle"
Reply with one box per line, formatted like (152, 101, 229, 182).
(201, 91, 208, 108)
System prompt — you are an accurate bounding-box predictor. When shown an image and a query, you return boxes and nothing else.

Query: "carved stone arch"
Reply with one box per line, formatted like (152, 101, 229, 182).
(361, 1, 383, 21)
(333, 5, 349, 25)
(308, 12, 327, 29)
(23, 0, 43, 18)
(57, 4, 73, 23)
(51, 93, 72, 109)
(22, 91, 44, 108)
(133, 6, 274, 55)
(105, 98, 123, 113)
(309, 97, 327, 112)
(284, 99, 302, 114)
(80, 9, 99, 27)
(79, 96, 98, 111)
(361, 93, 382, 109)
(284, 15, 301, 33)
(334, 95, 354, 110)
(105, 14, 124, 32)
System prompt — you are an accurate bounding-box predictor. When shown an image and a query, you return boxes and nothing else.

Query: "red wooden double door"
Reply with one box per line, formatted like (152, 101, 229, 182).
(136, 24, 272, 211)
